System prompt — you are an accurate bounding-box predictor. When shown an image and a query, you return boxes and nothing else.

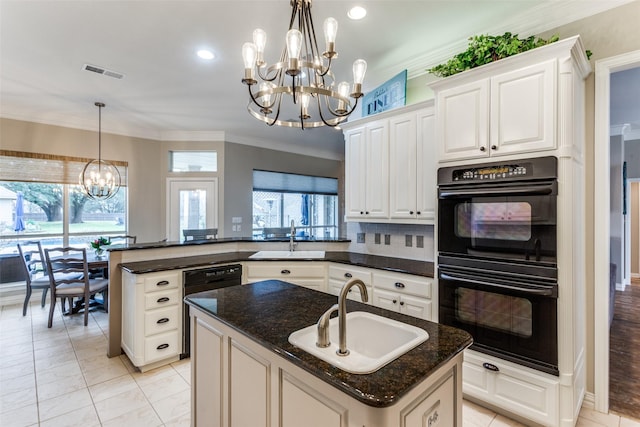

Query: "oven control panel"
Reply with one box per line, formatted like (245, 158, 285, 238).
(452, 163, 531, 181)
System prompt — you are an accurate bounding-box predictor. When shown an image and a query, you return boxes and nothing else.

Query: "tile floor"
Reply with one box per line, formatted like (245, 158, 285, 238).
(0, 301, 639, 427)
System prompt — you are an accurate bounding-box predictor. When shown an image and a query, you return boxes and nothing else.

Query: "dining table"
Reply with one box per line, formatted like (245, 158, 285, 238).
(64, 250, 109, 315)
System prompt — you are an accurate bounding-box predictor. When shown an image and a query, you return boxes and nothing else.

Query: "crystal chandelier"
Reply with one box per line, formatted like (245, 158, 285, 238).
(241, 0, 367, 129)
(79, 102, 121, 200)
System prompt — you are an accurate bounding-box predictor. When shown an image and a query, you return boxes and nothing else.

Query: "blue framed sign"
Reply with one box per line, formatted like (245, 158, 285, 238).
(362, 70, 407, 117)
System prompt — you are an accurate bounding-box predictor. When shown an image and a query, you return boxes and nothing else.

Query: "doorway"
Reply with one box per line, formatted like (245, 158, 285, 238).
(594, 49, 640, 415)
(166, 178, 218, 242)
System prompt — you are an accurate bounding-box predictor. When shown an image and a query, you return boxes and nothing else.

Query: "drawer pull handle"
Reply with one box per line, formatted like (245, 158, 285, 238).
(344, 272, 352, 278)
(157, 343, 169, 350)
(281, 269, 290, 275)
(157, 318, 170, 324)
(156, 280, 170, 287)
(483, 362, 500, 372)
(157, 297, 170, 303)
(395, 282, 405, 289)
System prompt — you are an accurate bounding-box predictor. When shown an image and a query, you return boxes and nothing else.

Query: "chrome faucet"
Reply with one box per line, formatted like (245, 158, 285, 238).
(316, 304, 338, 348)
(289, 219, 297, 252)
(337, 278, 368, 356)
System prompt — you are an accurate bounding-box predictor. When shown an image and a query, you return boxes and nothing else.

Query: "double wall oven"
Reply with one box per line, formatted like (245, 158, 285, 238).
(437, 156, 559, 375)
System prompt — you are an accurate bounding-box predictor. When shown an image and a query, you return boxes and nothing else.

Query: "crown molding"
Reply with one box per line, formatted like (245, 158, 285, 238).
(159, 130, 226, 142)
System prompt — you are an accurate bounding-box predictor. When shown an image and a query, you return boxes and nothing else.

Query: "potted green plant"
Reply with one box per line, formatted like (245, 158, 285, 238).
(91, 237, 110, 257)
(428, 32, 591, 78)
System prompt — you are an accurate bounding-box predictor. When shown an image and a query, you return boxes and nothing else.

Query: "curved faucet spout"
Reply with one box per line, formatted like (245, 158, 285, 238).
(337, 278, 369, 356)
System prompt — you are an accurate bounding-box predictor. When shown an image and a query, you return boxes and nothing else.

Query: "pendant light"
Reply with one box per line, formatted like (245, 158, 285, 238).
(79, 102, 121, 200)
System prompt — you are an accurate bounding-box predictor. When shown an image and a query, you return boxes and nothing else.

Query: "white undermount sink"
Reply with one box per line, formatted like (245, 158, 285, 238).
(288, 311, 429, 374)
(249, 250, 325, 259)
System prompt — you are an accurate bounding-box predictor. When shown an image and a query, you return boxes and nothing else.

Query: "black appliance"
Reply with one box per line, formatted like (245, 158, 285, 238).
(182, 264, 242, 357)
(437, 156, 559, 375)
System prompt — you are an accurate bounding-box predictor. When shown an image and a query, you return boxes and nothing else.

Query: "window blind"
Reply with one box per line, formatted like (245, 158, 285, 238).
(253, 170, 337, 195)
(0, 150, 128, 186)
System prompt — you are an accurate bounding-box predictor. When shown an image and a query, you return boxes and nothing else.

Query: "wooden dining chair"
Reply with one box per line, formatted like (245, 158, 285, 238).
(44, 247, 109, 328)
(16, 241, 51, 316)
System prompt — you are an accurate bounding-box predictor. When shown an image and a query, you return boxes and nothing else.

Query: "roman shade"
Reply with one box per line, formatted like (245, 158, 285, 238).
(253, 170, 337, 195)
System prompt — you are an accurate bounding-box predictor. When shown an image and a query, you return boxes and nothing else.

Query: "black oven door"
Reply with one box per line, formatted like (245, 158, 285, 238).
(438, 181, 557, 266)
(439, 266, 558, 375)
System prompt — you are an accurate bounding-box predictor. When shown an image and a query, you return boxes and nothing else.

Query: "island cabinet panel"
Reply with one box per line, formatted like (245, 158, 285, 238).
(191, 315, 223, 427)
(401, 373, 455, 427)
(281, 372, 347, 427)
(244, 261, 327, 292)
(229, 340, 270, 427)
(121, 270, 182, 371)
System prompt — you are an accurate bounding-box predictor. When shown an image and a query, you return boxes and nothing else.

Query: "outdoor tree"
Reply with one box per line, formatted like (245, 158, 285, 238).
(0, 182, 63, 222)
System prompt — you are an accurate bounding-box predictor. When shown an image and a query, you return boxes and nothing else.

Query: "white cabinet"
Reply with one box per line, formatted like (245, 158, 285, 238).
(389, 107, 437, 222)
(121, 270, 182, 371)
(344, 119, 389, 220)
(327, 264, 372, 303)
(244, 261, 327, 292)
(372, 271, 434, 321)
(435, 60, 555, 162)
(463, 349, 559, 427)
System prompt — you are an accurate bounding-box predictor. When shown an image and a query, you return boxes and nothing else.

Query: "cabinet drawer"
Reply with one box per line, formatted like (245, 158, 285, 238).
(144, 331, 181, 363)
(144, 288, 181, 310)
(246, 263, 326, 279)
(144, 306, 180, 336)
(374, 272, 432, 298)
(328, 264, 371, 283)
(143, 271, 181, 293)
(328, 279, 371, 303)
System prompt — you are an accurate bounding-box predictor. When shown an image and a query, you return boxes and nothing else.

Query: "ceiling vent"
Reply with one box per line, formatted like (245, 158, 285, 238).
(82, 63, 125, 80)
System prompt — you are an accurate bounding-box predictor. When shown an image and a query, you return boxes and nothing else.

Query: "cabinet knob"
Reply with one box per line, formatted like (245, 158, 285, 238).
(344, 272, 352, 278)
(400, 301, 405, 306)
(392, 299, 398, 304)
(409, 211, 414, 215)
(491, 145, 497, 150)
(479, 146, 486, 152)
(360, 211, 364, 215)
(417, 211, 421, 215)
(365, 211, 369, 215)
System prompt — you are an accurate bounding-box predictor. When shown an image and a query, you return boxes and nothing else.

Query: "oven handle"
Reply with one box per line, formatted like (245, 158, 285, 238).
(439, 272, 556, 297)
(438, 183, 555, 198)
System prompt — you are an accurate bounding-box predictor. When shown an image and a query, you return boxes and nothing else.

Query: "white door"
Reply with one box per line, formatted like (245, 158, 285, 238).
(167, 178, 218, 242)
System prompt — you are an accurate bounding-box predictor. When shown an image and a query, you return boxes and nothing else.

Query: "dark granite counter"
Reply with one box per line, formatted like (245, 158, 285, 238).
(184, 280, 472, 407)
(120, 251, 434, 277)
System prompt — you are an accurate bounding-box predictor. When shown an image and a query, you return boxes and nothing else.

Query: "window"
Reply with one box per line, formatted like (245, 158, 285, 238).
(252, 170, 338, 239)
(170, 151, 217, 172)
(0, 150, 128, 259)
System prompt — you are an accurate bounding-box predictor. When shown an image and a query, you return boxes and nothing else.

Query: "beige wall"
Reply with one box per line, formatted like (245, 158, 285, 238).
(0, 117, 163, 243)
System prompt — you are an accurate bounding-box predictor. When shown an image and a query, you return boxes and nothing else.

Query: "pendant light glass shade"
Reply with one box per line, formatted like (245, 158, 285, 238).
(79, 102, 121, 200)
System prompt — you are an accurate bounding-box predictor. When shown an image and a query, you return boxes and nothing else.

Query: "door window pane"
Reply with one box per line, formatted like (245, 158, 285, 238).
(180, 189, 207, 236)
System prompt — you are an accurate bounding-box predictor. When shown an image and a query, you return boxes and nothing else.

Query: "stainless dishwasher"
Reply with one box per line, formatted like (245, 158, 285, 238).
(182, 264, 242, 357)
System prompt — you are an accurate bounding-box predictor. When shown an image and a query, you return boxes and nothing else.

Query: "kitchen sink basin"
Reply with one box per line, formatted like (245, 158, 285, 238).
(249, 250, 325, 259)
(288, 311, 429, 374)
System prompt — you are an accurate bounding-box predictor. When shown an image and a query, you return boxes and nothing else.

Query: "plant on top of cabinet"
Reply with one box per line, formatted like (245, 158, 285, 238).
(428, 33, 590, 78)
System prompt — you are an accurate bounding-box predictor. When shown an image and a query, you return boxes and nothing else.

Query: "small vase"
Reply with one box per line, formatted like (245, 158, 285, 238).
(95, 248, 104, 258)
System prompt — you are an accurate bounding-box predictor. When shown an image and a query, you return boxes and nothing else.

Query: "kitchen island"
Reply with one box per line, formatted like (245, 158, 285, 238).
(185, 280, 472, 427)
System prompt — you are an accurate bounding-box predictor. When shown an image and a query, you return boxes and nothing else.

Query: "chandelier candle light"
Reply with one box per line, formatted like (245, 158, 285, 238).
(241, 0, 367, 129)
(79, 102, 121, 200)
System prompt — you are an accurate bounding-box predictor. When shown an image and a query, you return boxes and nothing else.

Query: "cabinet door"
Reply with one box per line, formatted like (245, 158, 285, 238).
(372, 288, 400, 313)
(402, 374, 455, 427)
(437, 80, 489, 162)
(365, 120, 390, 218)
(230, 341, 270, 427)
(416, 107, 436, 222)
(192, 315, 223, 427)
(281, 372, 347, 427)
(344, 127, 367, 218)
(389, 113, 418, 219)
(400, 294, 432, 321)
(490, 60, 556, 156)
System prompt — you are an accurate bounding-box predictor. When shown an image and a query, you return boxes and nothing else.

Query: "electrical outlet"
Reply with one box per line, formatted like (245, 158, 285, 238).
(357, 233, 366, 243)
(384, 234, 391, 245)
(405, 235, 413, 247)
(416, 235, 424, 248)
(375, 233, 381, 244)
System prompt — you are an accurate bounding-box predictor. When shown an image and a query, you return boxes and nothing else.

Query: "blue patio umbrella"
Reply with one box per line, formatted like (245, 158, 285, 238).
(14, 191, 25, 232)
(301, 194, 309, 226)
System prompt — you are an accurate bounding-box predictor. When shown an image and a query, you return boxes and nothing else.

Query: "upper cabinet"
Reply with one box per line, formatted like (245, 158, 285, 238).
(431, 36, 591, 165)
(436, 60, 555, 162)
(342, 101, 436, 224)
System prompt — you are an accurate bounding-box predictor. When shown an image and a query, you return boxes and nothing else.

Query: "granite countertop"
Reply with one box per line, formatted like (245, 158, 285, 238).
(107, 236, 351, 251)
(184, 280, 472, 408)
(119, 251, 434, 278)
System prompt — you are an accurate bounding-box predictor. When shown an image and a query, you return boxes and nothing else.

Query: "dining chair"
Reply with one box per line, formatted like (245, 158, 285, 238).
(108, 235, 137, 244)
(17, 241, 51, 316)
(44, 247, 109, 328)
(183, 228, 217, 241)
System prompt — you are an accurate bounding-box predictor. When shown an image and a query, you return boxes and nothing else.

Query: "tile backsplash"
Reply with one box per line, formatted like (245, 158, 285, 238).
(346, 222, 435, 261)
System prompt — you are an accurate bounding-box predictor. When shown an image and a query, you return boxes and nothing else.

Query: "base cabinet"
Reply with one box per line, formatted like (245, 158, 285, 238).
(372, 271, 434, 321)
(244, 261, 327, 292)
(189, 305, 463, 427)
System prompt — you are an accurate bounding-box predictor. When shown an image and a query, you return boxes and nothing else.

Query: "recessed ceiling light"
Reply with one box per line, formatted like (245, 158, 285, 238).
(197, 49, 215, 60)
(348, 6, 367, 20)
